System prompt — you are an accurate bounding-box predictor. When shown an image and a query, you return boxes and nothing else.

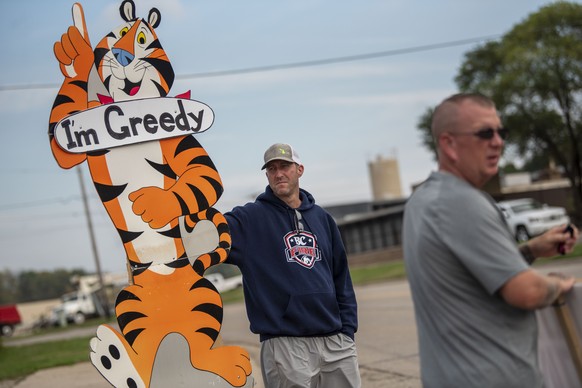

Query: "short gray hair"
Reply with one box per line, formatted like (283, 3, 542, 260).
(431, 92, 495, 140)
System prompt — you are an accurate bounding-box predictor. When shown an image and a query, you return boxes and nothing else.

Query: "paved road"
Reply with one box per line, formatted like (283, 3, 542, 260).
(3, 258, 582, 388)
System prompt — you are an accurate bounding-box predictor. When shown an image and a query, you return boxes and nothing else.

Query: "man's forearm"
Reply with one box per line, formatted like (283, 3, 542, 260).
(500, 270, 574, 310)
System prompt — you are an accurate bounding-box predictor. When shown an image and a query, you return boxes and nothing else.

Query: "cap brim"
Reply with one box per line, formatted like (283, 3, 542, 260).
(261, 157, 295, 170)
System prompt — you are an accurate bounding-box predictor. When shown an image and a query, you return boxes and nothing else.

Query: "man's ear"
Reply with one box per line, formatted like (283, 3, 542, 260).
(438, 133, 459, 163)
(297, 164, 304, 177)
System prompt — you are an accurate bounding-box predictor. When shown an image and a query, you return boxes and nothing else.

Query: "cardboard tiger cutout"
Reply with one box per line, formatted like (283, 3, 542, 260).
(48, 1, 253, 387)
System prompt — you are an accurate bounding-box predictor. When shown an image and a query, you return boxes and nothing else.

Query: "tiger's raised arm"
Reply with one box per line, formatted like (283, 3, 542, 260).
(48, 3, 96, 169)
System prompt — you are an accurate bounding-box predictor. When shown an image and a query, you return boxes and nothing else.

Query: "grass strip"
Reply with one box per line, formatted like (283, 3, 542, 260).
(0, 336, 92, 381)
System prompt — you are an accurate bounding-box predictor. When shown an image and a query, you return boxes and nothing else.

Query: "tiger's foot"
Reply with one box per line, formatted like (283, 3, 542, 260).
(149, 333, 254, 388)
(191, 345, 252, 387)
(90, 324, 146, 388)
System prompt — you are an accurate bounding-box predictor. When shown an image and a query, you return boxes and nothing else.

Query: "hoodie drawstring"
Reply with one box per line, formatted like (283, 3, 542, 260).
(294, 209, 305, 235)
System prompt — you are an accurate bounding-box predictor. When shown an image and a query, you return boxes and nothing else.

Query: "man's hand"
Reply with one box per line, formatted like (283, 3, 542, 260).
(525, 224, 579, 259)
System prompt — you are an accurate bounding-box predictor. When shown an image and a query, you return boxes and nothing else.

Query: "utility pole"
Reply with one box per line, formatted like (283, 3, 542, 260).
(77, 166, 110, 318)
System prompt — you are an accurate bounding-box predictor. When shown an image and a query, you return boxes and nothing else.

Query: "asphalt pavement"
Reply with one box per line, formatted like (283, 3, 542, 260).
(3, 258, 582, 388)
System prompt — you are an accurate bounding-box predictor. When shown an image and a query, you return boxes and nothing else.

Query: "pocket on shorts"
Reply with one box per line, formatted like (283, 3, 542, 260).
(339, 333, 354, 345)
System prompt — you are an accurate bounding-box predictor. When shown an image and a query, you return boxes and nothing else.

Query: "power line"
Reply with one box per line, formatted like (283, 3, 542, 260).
(0, 220, 114, 241)
(0, 82, 60, 92)
(176, 34, 501, 79)
(0, 195, 82, 211)
(0, 34, 500, 92)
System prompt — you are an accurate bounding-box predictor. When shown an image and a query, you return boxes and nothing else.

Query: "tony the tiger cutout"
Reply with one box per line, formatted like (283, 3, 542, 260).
(48, 1, 252, 387)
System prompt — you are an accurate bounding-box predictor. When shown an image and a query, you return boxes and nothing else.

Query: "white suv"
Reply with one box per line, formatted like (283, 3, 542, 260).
(497, 198, 570, 242)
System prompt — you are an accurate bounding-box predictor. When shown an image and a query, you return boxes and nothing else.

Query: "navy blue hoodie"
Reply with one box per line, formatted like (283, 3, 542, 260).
(225, 186, 358, 341)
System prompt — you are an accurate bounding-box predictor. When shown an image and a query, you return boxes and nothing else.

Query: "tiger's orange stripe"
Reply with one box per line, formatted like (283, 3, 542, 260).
(49, 76, 91, 168)
(149, 49, 171, 91)
(86, 155, 142, 262)
(161, 137, 223, 214)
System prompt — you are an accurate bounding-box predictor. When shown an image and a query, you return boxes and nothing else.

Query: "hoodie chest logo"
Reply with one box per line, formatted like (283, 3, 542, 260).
(283, 231, 321, 269)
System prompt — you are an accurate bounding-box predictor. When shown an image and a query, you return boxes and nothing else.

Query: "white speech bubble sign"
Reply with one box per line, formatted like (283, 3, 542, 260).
(54, 97, 215, 153)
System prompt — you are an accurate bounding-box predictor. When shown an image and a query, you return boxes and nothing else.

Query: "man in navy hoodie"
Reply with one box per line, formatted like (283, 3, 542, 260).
(225, 143, 361, 387)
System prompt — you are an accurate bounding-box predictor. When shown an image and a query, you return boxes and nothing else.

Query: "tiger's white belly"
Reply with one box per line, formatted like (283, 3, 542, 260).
(105, 141, 179, 266)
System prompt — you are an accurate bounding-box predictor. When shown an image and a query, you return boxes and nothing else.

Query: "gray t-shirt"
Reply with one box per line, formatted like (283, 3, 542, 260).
(403, 171, 542, 388)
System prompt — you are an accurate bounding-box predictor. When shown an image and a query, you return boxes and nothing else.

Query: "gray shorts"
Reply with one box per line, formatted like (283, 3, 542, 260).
(260, 334, 361, 388)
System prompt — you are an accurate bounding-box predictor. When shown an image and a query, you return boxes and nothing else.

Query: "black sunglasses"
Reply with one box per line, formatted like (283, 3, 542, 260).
(452, 127, 509, 140)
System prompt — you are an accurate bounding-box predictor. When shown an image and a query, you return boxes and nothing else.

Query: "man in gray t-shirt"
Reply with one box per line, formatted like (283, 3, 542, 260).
(403, 93, 578, 388)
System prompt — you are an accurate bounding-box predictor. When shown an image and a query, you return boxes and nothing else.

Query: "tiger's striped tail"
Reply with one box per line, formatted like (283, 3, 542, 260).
(184, 208, 231, 276)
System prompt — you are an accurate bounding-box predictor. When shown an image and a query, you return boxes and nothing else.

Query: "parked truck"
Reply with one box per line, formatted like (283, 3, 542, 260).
(50, 290, 99, 326)
(497, 198, 570, 242)
(48, 272, 127, 326)
(0, 304, 22, 337)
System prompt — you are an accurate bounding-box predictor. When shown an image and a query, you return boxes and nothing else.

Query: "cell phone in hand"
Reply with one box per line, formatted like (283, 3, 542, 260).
(558, 224, 574, 255)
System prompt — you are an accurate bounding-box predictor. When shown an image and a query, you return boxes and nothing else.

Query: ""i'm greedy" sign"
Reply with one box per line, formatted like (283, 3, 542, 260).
(53, 97, 214, 153)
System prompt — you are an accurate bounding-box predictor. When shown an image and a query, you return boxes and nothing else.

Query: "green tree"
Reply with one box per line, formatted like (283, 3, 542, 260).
(417, 107, 437, 161)
(16, 269, 87, 302)
(0, 270, 18, 304)
(417, 1, 582, 220)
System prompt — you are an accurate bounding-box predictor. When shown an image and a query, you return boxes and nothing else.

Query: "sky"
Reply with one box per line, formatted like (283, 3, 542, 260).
(0, 0, 572, 274)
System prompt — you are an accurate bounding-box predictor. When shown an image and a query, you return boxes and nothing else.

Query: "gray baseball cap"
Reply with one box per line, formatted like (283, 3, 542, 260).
(261, 143, 302, 170)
